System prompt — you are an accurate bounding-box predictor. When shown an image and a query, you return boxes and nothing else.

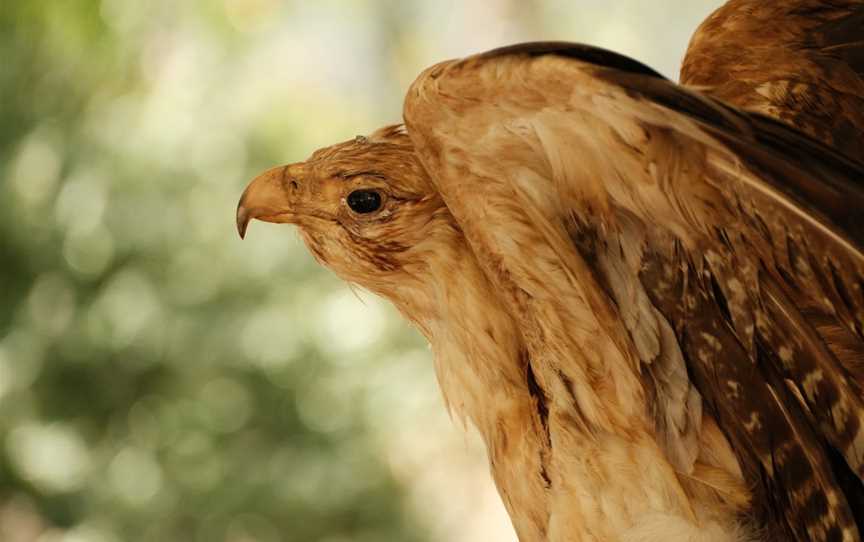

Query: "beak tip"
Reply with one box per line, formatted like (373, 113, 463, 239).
(236, 205, 250, 240)
(236, 164, 296, 239)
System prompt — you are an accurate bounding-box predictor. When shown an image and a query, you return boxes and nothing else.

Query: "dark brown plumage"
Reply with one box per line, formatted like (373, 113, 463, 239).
(238, 2, 864, 540)
(682, 0, 864, 161)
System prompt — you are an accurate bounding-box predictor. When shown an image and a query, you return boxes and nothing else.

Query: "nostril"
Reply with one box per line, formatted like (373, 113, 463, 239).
(289, 180, 299, 191)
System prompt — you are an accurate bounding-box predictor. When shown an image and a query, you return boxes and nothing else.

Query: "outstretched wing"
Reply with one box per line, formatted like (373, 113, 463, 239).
(682, 0, 864, 162)
(404, 43, 864, 541)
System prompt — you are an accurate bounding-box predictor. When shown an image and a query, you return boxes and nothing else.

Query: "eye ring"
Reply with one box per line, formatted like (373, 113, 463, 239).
(346, 189, 383, 214)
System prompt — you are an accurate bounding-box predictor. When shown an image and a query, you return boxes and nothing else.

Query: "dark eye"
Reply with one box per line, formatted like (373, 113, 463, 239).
(346, 190, 382, 214)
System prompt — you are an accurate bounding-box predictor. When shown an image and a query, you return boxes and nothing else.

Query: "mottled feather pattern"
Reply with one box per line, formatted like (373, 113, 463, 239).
(571, 217, 704, 474)
(681, 0, 864, 162)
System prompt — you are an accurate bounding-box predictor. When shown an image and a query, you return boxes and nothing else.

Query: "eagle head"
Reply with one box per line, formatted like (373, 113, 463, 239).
(236, 125, 460, 302)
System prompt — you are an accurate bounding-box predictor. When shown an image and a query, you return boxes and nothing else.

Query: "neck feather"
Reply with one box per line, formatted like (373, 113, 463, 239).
(386, 236, 526, 435)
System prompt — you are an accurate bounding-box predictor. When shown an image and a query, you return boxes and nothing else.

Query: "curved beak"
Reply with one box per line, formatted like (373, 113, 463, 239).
(236, 165, 296, 239)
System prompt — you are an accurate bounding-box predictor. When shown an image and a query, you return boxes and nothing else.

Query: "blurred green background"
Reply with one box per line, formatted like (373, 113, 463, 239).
(0, 1, 723, 541)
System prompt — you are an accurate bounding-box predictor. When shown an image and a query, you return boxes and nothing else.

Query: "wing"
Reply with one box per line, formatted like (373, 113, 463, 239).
(404, 43, 864, 541)
(682, 0, 864, 162)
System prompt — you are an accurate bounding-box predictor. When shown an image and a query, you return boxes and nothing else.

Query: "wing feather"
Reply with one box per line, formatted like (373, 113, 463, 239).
(681, 0, 864, 162)
(404, 43, 864, 540)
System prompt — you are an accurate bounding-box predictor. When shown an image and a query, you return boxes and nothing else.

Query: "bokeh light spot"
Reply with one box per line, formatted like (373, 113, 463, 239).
(10, 127, 62, 207)
(6, 423, 92, 493)
(89, 269, 161, 348)
(28, 273, 77, 338)
(55, 169, 109, 236)
(63, 226, 115, 277)
(107, 447, 163, 507)
(0, 331, 45, 395)
(241, 306, 300, 369)
(316, 289, 387, 357)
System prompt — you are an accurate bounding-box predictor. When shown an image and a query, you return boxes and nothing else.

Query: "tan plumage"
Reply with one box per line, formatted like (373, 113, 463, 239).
(237, 2, 864, 541)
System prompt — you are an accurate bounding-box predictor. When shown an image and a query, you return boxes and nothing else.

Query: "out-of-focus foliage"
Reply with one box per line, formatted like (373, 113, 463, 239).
(0, 1, 724, 541)
(0, 2, 427, 541)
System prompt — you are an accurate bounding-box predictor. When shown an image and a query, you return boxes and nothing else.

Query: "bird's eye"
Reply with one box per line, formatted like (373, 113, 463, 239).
(346, 190, 382, 214)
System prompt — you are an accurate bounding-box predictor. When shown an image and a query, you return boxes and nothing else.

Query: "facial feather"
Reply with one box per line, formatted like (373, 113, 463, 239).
(238, 125, 463, 304)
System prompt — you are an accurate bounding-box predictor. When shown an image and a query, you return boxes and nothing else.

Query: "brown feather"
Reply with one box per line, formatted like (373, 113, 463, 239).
(681, 0, 864, 162)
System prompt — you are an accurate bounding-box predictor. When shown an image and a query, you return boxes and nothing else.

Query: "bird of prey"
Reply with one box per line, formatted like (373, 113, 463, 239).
(237, 1, 864, 540)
